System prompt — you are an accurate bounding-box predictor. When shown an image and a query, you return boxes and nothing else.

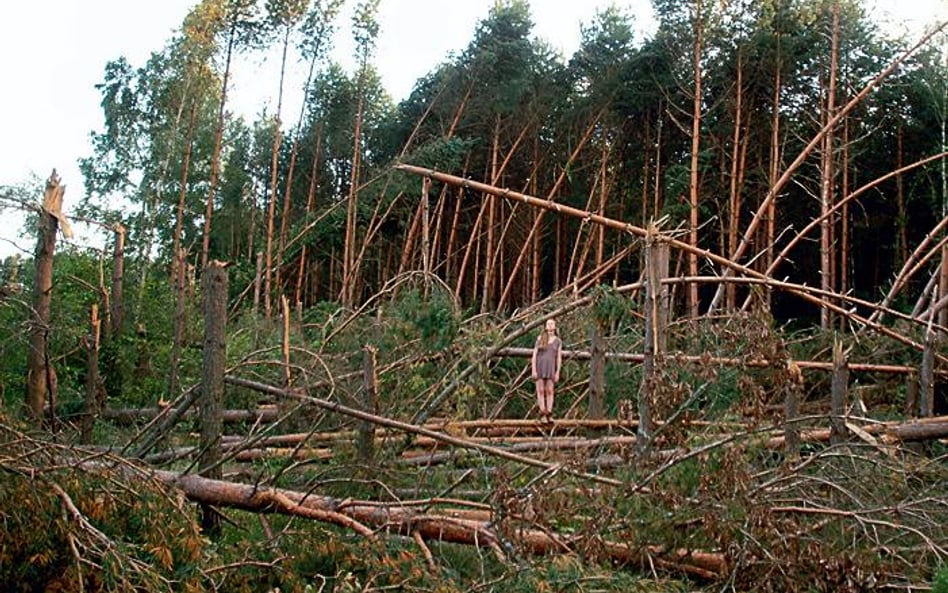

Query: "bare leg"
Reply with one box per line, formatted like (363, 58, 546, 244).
(543, 383, 554, 418)
(535, 379, 554, 419)
(535, 380, 546, 417)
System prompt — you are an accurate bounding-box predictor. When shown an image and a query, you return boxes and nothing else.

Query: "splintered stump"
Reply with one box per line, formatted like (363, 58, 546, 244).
(26, 171, 68, 424)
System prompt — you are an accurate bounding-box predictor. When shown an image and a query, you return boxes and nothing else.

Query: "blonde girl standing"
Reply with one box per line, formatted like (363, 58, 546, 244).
(531, 319, 562, 422)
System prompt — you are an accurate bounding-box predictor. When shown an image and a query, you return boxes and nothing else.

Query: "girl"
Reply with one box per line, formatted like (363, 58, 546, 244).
(531, 318, 562, 422)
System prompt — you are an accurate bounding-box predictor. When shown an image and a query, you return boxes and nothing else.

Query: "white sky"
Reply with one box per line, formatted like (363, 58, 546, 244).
(0, 0, 944, 258)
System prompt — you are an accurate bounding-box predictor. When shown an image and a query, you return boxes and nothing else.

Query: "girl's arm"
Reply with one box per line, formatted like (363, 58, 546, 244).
(555, 339, 562, 380)
(531, 343, 538, 378)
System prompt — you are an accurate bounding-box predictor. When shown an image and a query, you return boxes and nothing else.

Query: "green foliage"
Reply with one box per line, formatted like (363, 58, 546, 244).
(465, 0, 537, 116)
(0, 300, 28, 409)
(389, 285, 460, 353)
(590, 284, 635, 327)
(0, 425, 206, 592)
(934, 565, 948, 593)
(397, 136, 477, 175)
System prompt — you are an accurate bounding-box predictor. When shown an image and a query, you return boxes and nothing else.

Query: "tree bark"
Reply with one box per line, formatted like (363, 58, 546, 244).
(639, 224, 668, 455)
(687, 0, 704, 320)
(281, 295, 292, 387)
(80, 304, 102, 444)
(839, 114, 850, 313)
(588, 318, 605, 426)
(200, 14, 236, 271)
(172, 99, 197, 285)
(226, 375, 621, 488)
(167, 248, 188, 400)
(294, 121, 324, 307)
(940, 246, 948, 331)
(104, 405, 279, 425)
(263, 120, 283, 319)
(905, 373, 919, 418)
(358, 344, 378, 464)
(709, 20, 946, 315)
(767, 415, 948, 448)
(496, 111, 603, 311)
(829, 339, 849, 444)
(764, 24, 783, 312)
(26, 171, 65, 424)
(399, 165, 938, 357)
(784, 361, 802, 460)
(483, 117, 500, 311)
(819, 2, 840, 330)
(200, 260, 228, 534)
(920, 328, 936, 418)
(342, 76, 366, 309)
(109, 224, 125, 339)
(896, 121, 908, 268)
(726, 48, 745, 311)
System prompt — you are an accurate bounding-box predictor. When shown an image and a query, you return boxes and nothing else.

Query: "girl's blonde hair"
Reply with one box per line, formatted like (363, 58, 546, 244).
(538, 321, 558, 348)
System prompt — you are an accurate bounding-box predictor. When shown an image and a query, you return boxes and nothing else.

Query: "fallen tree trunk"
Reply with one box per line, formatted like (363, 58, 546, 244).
(143, 445, 334, 465)
(494, 346, 919, 375)
(145, 467, 726, 579)
(765, 415, 948, 448)
(103, 405, 280, 425)
(400, 435, 638, 466)
(407, 435, 638, 448)
(166, 414, 948, 470)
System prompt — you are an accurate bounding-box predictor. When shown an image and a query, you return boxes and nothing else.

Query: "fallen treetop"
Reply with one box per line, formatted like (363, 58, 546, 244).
(142, 466, 726, 579)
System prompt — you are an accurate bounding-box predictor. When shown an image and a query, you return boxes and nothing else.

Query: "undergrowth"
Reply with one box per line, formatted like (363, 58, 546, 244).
(1, 277, 946, 592)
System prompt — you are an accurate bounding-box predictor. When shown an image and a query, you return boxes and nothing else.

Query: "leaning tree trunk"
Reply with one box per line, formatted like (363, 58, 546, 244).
(711, 23, 947, 315)
(200, 17, 236, 271)
(819, 2, 841, 330)
(687, 0, 704, 320)
(483, 117, 501, 311)
(726, 48, 745, 311)
(110, 224, 125, 340)
(840, 114, 851, 312)
(497, 111, 603, 311)
(172, 99, 197, 285)
(764, 30, 783, 313)
(341, 91, 365, 309)
(264, 24, 292, 320)
(167, 248, 188, 400)
(294, 121, 324, 307)
(26, 171, 68, 424)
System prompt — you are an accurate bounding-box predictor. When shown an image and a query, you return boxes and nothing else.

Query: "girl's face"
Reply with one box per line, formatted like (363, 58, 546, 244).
(545, 320, 556, 333)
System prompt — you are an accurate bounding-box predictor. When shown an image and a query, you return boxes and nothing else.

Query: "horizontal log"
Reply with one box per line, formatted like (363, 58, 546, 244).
(231, 447, 333, 462)
(765, 415, 948, 448)
(400, 435, 638, 466)
(493, 347, 918, 374)
(147, 467, 725, 578)
(103, 406, 280, 425)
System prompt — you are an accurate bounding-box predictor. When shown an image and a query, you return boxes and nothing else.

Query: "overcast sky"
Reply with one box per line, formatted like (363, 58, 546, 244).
(0, 0, 943, 257)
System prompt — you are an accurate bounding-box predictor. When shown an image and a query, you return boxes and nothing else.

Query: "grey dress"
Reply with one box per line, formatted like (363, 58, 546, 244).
(534, 336, 561, 379)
